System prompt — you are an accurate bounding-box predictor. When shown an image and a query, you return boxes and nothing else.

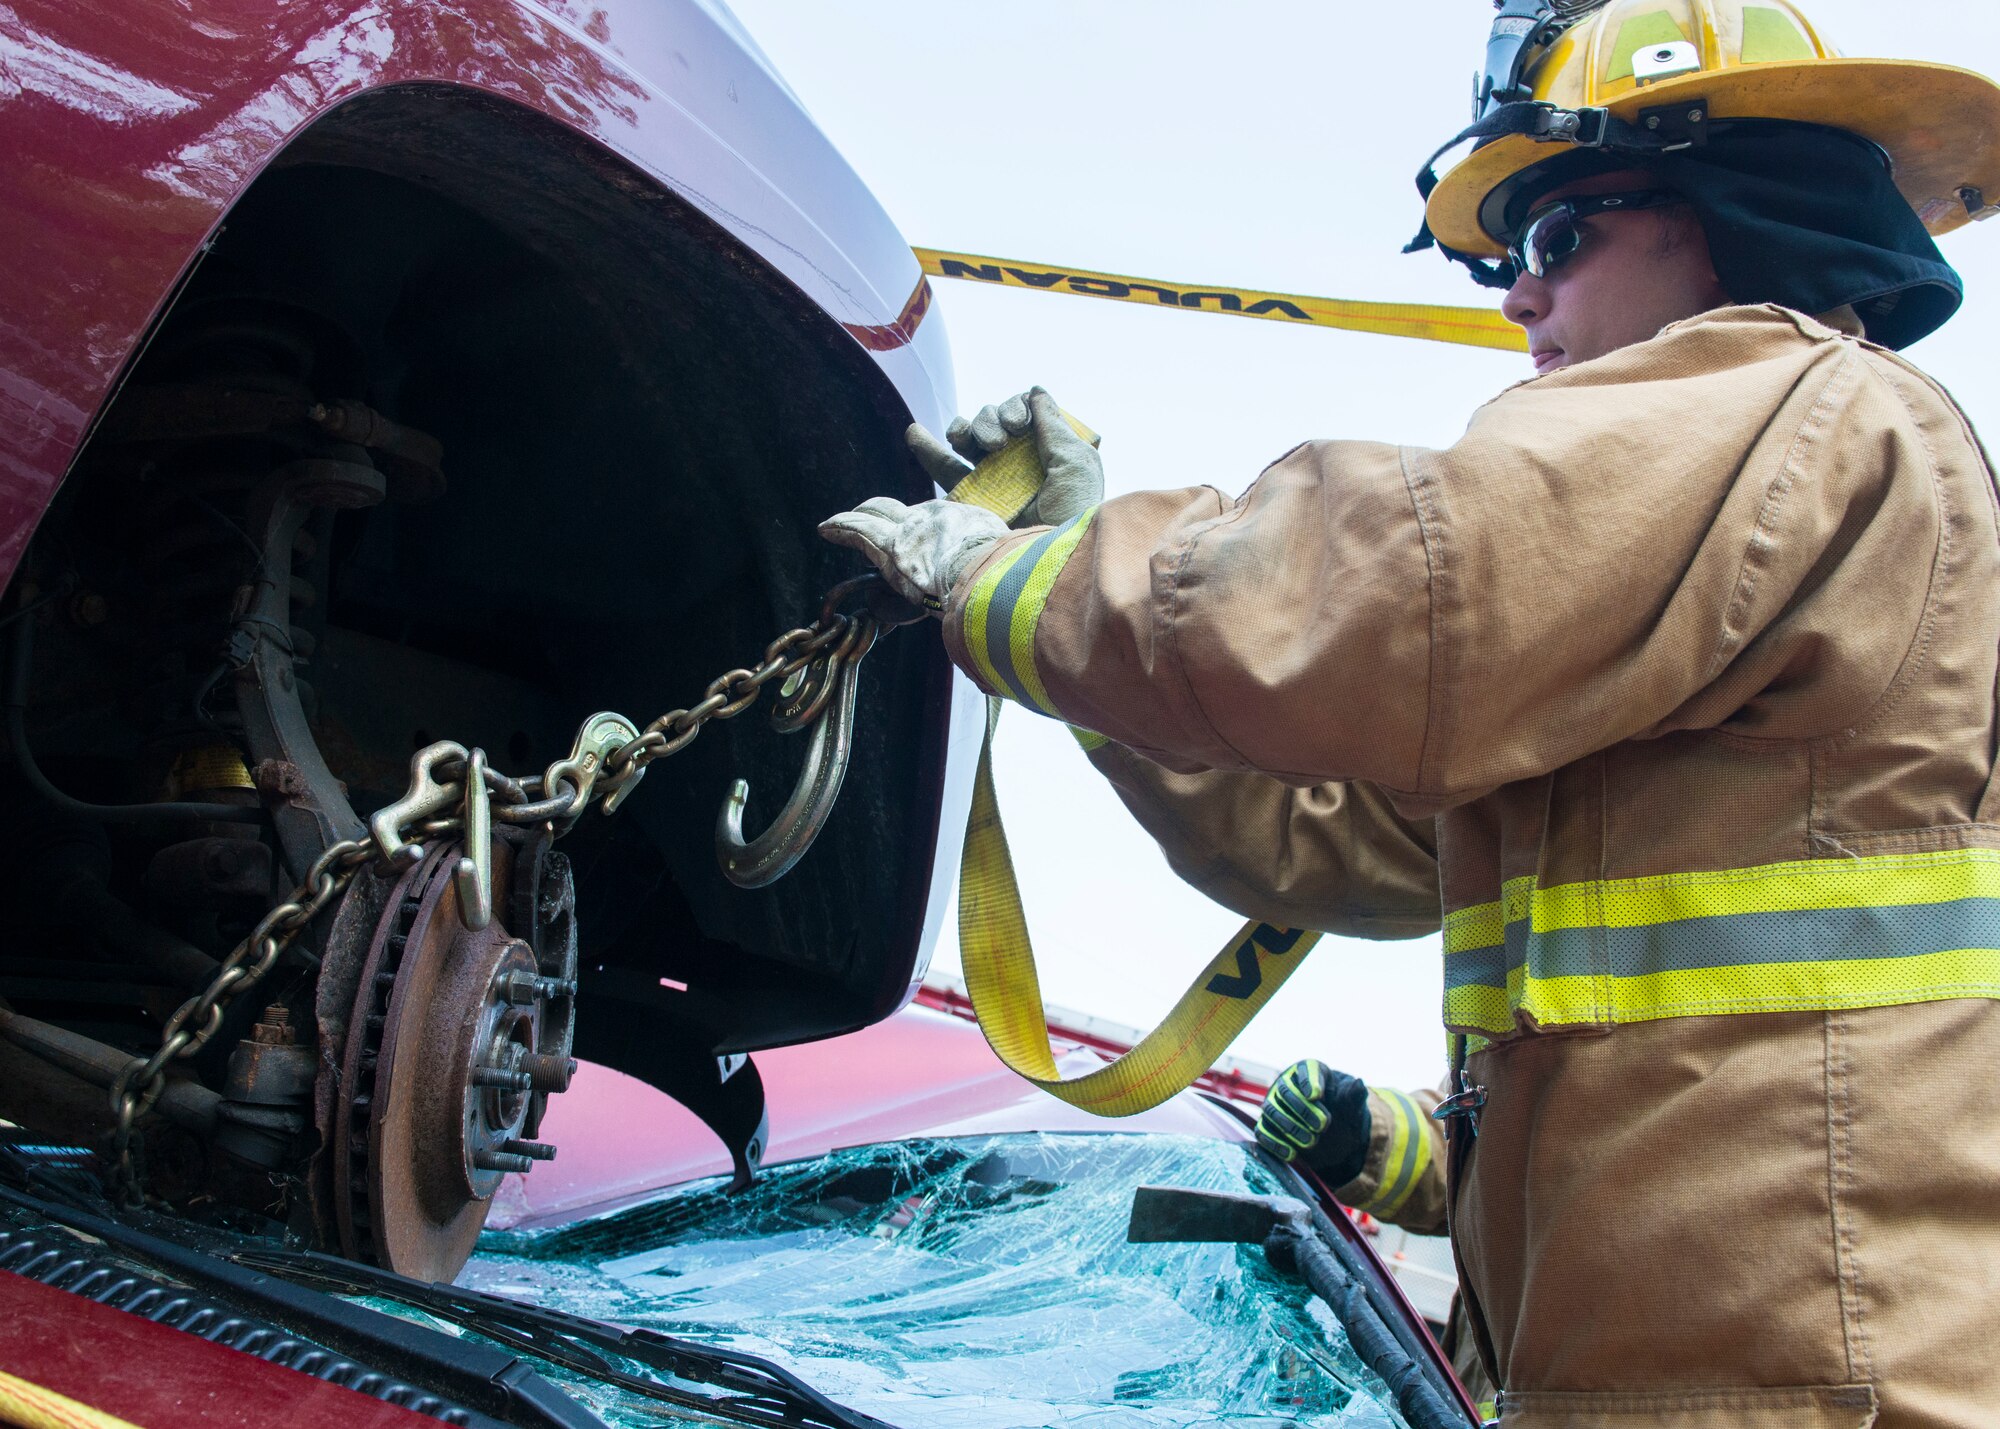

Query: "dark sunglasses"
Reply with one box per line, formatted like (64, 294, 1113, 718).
(1508, 189, 1680, 279)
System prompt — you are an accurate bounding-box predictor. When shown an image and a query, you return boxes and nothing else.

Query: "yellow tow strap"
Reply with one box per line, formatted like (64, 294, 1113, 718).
(945, 427, 1322, 1116)
(916, 247, 1528, 354)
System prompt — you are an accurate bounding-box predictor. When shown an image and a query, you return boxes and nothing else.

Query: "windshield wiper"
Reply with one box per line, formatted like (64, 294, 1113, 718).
(235, 1248, 899, 1429)
(0, 1183, 599, 1429)
(1128, 1185, 1469, 1429)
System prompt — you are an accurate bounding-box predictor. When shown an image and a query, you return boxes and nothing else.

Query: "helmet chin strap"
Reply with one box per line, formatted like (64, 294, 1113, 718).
(1414, 0, 1584, 289)
(1405, 99, 1704, 289)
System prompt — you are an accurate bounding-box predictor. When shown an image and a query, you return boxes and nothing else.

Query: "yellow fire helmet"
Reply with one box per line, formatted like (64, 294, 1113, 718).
(1412, 0, 2000, 283)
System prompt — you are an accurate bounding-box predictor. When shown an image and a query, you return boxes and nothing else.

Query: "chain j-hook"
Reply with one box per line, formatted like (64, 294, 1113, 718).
(715, 603, 880, 889)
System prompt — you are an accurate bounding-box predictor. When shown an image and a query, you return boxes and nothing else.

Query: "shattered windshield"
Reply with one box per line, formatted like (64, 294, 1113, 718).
(464, 1132, 1414, 1428)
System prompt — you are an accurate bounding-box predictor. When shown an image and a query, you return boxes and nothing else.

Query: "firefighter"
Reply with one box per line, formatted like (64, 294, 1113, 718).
(1255, 1060, 1497, 1419)
(824, 2, 2000, 1423)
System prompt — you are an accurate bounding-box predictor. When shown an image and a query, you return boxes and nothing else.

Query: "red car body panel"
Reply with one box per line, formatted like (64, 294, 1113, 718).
(0, 1266, 441, 1427)
(0, 0, 955, 581)
(2, 0, 982, 1036)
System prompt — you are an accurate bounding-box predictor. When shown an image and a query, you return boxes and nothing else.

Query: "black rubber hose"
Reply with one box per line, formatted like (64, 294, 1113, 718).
(6, 617, 263, 826)
(1274, 1225, 1466, 1429)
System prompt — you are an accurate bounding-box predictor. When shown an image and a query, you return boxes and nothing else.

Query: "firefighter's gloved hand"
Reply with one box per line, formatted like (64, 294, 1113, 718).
(906, 386, 1103, 528)
(1256, 1060, 1372, 1186)
(818, 497, 1009, 614)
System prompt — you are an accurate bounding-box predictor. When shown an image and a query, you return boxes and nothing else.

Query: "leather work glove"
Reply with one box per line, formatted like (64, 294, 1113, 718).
(817, 497, 1009, 614)
(1255, 1059, 1372, 1187)
(906, 386, 1104, 528)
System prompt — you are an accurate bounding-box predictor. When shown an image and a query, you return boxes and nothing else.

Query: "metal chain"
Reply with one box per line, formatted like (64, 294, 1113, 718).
(106, 584, 876, 1206)
(599, 609, 856, 794)
(108, 837, 377, 1203)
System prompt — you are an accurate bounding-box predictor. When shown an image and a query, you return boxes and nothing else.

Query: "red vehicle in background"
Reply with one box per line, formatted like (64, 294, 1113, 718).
(0, 1, 1473, 1424)
(2, 991, 1476, 1427)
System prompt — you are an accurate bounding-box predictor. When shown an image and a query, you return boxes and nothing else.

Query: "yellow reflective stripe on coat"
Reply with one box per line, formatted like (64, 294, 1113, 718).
(1442, 849, 2000, 1036)
(947, 428, 1320, 1117)
(958, 513, 1095, 719)
(948, 405, 1101, 714)
(1354, 1087, 1433, 1221)
(915, 248, 1529, 355)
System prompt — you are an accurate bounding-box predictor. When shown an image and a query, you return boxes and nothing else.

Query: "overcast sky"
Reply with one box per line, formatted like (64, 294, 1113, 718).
(730, 1, 2000, 1091)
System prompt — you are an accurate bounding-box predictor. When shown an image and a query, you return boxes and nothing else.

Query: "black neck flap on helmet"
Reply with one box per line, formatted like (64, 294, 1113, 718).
(1648, 123, 1961, 349)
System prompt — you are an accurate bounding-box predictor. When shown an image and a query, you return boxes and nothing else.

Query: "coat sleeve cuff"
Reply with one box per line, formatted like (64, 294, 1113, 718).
(941, 509, 1099, 719)
(1338, 1087, 1436, 1222)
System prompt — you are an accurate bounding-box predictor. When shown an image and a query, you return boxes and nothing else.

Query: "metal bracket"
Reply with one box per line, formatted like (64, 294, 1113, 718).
(1635, 97, 1710, 150)
(1631, 38, 1702, 85)
(1540, 104, 1611, 147)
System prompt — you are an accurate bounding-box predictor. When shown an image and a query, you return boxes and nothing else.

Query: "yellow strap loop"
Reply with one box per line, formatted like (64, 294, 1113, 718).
(947, 423, 1321, 1116)
(917, 248, 1528, 354)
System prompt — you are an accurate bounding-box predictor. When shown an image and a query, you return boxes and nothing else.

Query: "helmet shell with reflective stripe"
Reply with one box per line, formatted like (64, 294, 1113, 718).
(1425, 0, 2000, 259)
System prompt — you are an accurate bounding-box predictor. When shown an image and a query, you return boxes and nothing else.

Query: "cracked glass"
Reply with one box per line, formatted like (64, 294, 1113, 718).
(459, 1132, 1415, 1428)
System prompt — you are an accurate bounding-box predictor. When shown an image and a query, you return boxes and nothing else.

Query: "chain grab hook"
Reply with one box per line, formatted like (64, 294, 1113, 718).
(716, 576, 901, 888)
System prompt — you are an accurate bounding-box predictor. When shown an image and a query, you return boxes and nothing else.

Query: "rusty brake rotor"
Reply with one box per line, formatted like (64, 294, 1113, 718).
(329, 833, 577, 1280)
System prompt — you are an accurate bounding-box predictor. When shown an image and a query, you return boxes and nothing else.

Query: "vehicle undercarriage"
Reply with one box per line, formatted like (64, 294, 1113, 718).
(0, 86, 949, 1279)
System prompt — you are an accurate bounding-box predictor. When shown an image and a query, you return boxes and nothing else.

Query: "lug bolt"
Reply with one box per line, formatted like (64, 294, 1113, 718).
(473, 1149, 533, 1173)
(496, 970, 578, 1005)
(501, 1138, 558, 1162)
(496, 970, 539, 1006)
(471, 1064, 533, 1091)
(520, 1053, 578, 1092)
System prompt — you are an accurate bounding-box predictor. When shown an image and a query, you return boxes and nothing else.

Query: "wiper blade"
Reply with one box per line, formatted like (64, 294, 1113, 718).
(0, 1184, 600, 1429)
(235, 1249, 899, 1429)
(1128, 1186, 1469, 1429)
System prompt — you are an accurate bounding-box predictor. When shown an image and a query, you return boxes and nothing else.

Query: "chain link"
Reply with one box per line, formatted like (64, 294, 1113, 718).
(106, 581, 879, 1206)
(600, 610, 852, 793)
(107, 837, 376, 1204)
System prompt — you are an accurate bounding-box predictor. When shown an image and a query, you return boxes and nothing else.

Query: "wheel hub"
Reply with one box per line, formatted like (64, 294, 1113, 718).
(327, 832, 577, 1280)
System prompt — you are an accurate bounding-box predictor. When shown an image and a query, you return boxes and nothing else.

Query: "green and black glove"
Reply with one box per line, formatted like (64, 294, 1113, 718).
(1255, 1059, 1372, 1187)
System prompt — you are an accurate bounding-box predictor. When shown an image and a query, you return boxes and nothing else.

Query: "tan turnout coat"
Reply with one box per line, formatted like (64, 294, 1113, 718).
(941, 305, 2000, 1428)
